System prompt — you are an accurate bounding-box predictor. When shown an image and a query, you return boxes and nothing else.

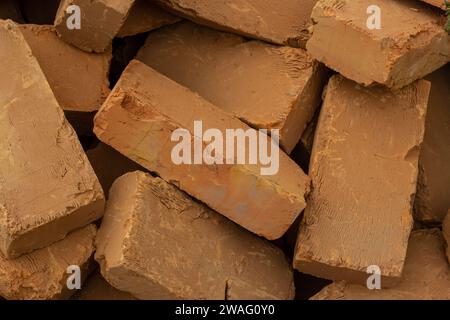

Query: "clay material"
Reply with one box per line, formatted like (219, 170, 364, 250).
(75, 271, 136, 300)
(294, 75, 430, 285)
(96, 171, 295, 300)
(0, 225, 96, 300)
(311, 229, 450, 300)
(20, 24, 112, 112)
(117, 0, 180, 38)
(137, 22, 328, 153)
(414, 64, 450, 223)
(54, 0, 135, 52)
(0, 20, 104, 258)
(307, 0, 450, 89)
(154, 0, 317, 47)
(94, 60, 310, 240)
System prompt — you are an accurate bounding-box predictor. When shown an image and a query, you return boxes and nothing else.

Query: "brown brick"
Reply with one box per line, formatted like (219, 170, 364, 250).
(117, 0, 180, 38)
(294, 75, 430, 285)
(307, 0, 450, 89)
(20, 24, 111, 112)
(95, 171, 295, 300)
(54, 0, 135, 52)
(0, 20, 104, 258)
(154, 0, 317, 47)
(0, 225, 96, 300)
(311, 229, 450, 300)
(414, 64, 450, 223)
(137, 22, 328, 153)
(94, 60, 310, 240)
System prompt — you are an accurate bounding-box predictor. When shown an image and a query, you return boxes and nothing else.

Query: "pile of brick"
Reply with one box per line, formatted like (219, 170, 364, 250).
(0, 0, 448, 300)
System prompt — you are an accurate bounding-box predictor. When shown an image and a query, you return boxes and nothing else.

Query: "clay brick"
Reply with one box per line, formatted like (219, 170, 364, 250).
(311, 229, 450, 300)
(0, 20, 104, 258)
(94, 60, 310, 240)
(294, 75, 430, 285)
(75, 271, 136, 300)
(87, 142, 146, 196)
(444, 211, 450, 263)
(20, 24, 111, 112)
(414, 64, 450, 223)
(0, 225, 96, 300)
(117, 0, 180, 38)
(0, 1, 23, 22)
(307, 0, 450, 89)
(154, 0, 317, 47)
(54, 0, 136, 52)
(95, 171, 295, 300)
(137, 22, 328, 153)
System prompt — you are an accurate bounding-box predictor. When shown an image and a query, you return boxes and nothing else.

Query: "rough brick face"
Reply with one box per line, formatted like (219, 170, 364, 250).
(307, 0, 450, 88)
(294, 75, 430, 285)
(96, 171, 295, 300)
(154, 0, 317, 47)
(0, 20, 104, 258)
(94, 60, 310, 240)
(311, 229, 450, 300)
(137, 22, 328, 153)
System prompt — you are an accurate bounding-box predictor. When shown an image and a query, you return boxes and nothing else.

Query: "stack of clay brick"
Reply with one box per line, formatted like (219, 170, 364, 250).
(0, 0, 449, 300)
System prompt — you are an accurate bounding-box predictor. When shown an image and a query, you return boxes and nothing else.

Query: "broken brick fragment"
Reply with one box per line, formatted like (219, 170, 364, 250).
(0, 225, 96, 300)
(54, 0, 135, 52)
(307, 0, 450, 88)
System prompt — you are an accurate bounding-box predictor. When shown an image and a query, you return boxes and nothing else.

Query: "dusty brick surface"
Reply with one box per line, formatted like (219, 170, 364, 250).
(294, 75, 430, 285)
(54, 0, 135, 52)
(96, 171, 295, 300)
(137, 22, 328, 153)
(0, 225, 96, 300)
(0, 20, 104, 258)
(154, 0, 317, 47)
(20, 24, 111, 112)
(307, 0, 450, 88)
(94, 60, 310, 240)
(311, 229, 450, 300)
